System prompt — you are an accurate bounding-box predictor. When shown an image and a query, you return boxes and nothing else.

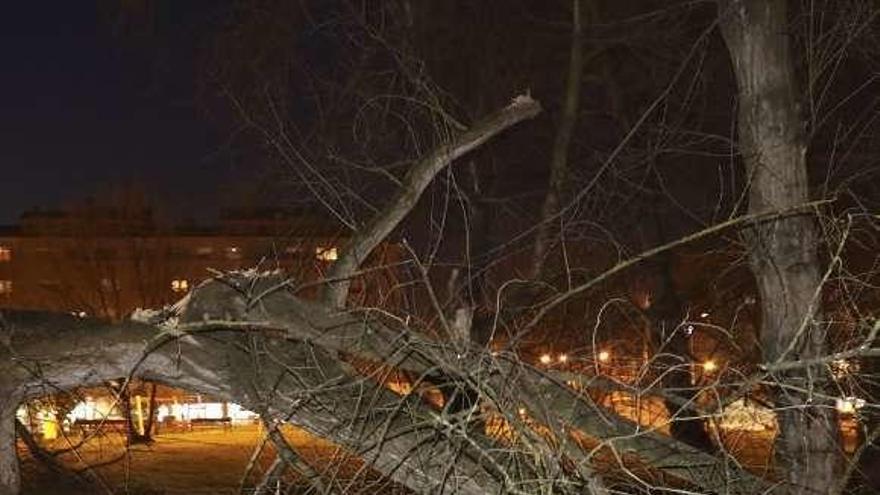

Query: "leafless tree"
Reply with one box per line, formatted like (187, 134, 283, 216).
(5, 1, 880, 494)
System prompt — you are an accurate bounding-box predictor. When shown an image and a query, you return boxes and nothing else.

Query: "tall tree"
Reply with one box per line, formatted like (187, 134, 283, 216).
(719, 1, 842, 492)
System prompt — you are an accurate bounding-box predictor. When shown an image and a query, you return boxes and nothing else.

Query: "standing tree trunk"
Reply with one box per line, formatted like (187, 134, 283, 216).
(0, 395, 19, 495)
(530, 0, 584, 279)
(643, 253, 716, 452)
(719, 1, 841, 493)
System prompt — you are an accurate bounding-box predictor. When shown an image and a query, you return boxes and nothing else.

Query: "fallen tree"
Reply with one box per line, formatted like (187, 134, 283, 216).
(0, 269, 770, 494)
(0, 59, 852, 492)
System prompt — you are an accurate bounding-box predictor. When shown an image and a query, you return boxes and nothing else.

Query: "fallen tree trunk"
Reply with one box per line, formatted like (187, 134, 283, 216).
(0, 309, 520, 495)
(0, 273, 769, 494)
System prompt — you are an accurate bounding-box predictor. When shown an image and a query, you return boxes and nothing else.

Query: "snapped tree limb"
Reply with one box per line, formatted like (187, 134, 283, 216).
(323, 95, 542, 308)
(1, 272, 770, 494)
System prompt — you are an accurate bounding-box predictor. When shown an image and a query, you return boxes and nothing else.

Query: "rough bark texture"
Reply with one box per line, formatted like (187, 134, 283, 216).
(719, 1, 842, 493)
(0, 274, 769, 494)
(0, 398, 19, 495)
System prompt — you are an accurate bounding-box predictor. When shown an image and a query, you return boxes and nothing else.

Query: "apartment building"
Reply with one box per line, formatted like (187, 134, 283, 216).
(0, 207, 399, 320)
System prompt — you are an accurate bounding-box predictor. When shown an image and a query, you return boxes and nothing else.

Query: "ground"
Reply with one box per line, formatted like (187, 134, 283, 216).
(18, 420, 858, 494)
(20, 424, 407, 494)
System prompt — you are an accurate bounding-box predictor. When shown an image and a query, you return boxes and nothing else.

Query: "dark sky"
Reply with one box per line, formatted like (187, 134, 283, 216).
(0, 2, 229, 225)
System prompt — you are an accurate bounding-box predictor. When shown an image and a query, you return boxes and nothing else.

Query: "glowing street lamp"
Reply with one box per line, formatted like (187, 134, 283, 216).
(702, 360, 718, 372)
(539, 354, 552, 365)
(597, 350, 611, 363)
(836, 397, 865, 414)
(557, 353, 569, 364)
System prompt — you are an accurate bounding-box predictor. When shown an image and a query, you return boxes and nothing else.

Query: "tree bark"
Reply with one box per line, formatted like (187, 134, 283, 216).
(0, 397, 19, 495)
(719, 1, 842, 493)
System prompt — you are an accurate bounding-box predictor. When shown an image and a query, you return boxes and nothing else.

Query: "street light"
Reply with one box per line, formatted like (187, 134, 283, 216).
(539, 354, 552, 365)
(597, 350, 611, 363)
(702, 360, 718, 372)
(836, 397, 865, 414)
(557, 353, 568, 363)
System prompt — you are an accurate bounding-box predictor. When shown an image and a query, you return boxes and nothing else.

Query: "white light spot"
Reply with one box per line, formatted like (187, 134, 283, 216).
(836, 397, 865, 414)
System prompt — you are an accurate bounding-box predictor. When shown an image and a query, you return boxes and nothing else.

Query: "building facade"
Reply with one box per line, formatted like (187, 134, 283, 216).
(0, 207, 400, 320)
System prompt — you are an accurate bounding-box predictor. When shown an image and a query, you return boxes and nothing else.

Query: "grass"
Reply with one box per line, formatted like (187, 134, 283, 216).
(20, 424, 406, 494)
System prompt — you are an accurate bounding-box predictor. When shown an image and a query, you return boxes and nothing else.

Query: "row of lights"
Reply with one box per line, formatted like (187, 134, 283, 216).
(538, 351, 611, 365)
(536, 350, 719, 373)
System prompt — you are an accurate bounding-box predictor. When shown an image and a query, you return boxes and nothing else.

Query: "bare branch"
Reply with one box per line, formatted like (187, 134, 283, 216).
(323, 95, 542, 308)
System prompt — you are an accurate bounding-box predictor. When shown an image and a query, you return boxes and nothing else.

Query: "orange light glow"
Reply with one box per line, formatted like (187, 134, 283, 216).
(597, 350, 611, 363)
(539, 354, 552, 365)
(557, 353, 568, 363)
(702, 360, 718, 372)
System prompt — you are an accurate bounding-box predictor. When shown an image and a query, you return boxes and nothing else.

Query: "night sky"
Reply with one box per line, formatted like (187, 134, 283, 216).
(0, 2, 228, 225)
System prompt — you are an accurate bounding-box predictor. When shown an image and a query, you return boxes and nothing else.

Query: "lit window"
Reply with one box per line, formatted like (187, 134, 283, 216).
(315, 246, 338, 261)
(171, 279, 189, 293)
(0, 246, 10, 262)
(0, 280, 10, 295)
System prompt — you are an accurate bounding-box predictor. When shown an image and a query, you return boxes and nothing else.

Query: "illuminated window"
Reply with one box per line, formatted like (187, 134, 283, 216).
(171, 279, 189, 293)
(0, 280, 11, 295)
(0, 247, 10, 262)
(315, 246, 338, 261)
(226, 247, 242, 259)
